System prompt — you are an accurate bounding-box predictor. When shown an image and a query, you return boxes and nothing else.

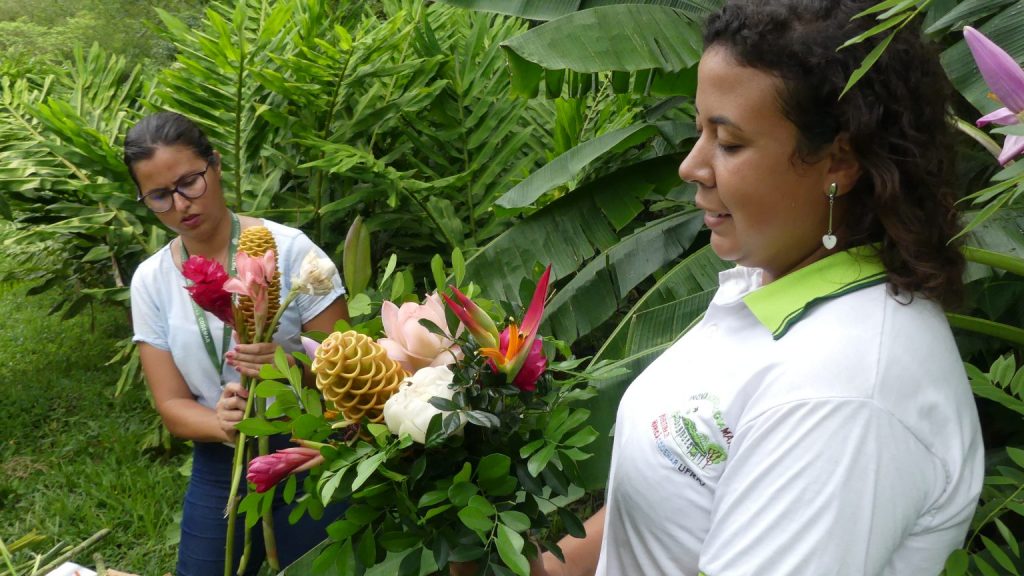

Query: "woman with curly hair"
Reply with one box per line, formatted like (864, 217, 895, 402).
(528, 1, 984, 574)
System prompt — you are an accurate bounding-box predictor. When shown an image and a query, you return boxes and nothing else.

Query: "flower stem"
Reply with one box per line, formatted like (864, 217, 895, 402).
(264, 290, 299, 344)
(255, 392, 279, 571)
(237, 528, 252, 576)
(224, 374, 255, 576)
(955, 116, 1003, 159)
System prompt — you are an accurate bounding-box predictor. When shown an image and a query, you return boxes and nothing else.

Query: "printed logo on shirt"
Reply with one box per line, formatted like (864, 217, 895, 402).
(650, 392, 733, 486)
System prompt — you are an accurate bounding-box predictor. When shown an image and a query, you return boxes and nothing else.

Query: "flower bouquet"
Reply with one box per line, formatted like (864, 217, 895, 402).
(244, 263, 602, 575)
(181, 223, 337, 575)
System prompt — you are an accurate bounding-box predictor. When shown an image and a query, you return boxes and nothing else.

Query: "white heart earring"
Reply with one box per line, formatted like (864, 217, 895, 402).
(822, 182, 838, 250)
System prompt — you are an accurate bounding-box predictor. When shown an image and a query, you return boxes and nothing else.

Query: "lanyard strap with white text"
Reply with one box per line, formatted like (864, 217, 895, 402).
(180, 212, 239, 380)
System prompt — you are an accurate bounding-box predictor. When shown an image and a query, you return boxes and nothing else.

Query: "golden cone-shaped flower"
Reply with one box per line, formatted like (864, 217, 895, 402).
(311, 331, 406, 424)
(238, 226, 281, 339)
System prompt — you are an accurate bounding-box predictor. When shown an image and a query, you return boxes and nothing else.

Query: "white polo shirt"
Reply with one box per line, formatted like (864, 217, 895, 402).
(596, 247, 983, 576)
(131, 219, 345, 410)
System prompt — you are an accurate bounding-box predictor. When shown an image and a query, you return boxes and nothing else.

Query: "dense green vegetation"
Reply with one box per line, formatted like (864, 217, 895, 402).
(0, 0, 199, 66)
(0, 284, 186, 574)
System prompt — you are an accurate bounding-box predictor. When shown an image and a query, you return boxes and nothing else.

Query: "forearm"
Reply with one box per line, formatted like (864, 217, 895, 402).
(541, 507, 605, 576)
(157, 397, 231, 443)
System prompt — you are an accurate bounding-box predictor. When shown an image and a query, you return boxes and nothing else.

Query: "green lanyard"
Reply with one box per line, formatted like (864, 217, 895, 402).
(180, 212, 240, 381)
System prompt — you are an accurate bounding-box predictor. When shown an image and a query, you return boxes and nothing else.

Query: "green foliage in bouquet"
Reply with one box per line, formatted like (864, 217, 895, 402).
(238, 264, 621, 575)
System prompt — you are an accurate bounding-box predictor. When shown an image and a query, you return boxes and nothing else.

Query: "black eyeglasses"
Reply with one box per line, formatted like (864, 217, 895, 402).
(137, 161, 212, 213)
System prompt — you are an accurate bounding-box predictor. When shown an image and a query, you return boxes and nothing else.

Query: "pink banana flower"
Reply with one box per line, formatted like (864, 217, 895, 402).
(964, 26, 1024, 165)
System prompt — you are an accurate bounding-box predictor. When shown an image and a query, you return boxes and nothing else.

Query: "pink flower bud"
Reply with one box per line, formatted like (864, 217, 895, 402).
(246, 447, 322, 493)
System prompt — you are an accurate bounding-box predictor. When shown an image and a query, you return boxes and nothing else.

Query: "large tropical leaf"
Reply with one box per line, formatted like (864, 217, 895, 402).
(496, 123, 663, 209)
(499, 5, 704, 97)
(925, 0, 1017, 34)
(964, 206, 1024, 272)
(545, 208, 704, 345)
(594, 244, 727, 361)
(434, 0, 724, 22)
(464, 153, 693, 347)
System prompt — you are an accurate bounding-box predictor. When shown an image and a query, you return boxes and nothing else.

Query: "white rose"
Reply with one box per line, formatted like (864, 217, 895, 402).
(292, 250, 337, 296)
(383, 366, 465, 444)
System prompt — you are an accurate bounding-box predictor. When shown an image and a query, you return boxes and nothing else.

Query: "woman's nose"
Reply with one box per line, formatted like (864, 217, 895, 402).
(172, 189, 192, 211)
(678, 138, 713, 189)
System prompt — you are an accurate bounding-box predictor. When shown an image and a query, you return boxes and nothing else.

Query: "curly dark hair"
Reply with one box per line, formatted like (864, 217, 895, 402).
(705, 0, 964, 308)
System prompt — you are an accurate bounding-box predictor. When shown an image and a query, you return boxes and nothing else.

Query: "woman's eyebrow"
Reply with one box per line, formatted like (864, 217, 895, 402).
(695, 110, 745, 133)
(145, 167, 204, 194)
(709, 115, 744, 132)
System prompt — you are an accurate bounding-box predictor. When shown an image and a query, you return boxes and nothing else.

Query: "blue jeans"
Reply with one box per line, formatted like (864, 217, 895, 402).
(176, 438, 341, 576)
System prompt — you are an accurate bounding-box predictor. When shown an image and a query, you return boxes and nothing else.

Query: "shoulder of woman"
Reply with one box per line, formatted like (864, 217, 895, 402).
(133, 243, 175, 283)
(238, 214, 264, 230)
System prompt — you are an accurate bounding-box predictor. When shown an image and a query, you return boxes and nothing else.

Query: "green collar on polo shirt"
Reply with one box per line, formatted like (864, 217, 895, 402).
(743, 245, 887, 340)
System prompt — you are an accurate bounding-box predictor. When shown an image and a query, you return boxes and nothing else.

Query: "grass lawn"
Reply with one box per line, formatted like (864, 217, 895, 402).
(0, 285, 187, 574)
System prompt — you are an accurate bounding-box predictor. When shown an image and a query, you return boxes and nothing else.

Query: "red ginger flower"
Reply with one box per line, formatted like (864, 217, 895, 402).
(246, 447, 323, 493)
(181, 256, 233, 325)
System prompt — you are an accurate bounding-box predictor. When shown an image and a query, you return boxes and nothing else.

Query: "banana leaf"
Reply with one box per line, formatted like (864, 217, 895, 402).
(496, 123, 663, 209)
(500, 5, 704, 97)
(545, 208, 704, 345)
(595, 244, 727, 361)
(463, 154, 690, 347)
(435, 0, 724, 21)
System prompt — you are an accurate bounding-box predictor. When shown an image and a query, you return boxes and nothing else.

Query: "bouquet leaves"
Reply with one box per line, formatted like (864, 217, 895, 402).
(182, 225, 340, 575)
(244, 264, 602, 575)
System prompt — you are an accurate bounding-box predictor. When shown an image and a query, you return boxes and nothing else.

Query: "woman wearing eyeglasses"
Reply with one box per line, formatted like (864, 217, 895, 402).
(125, 111, 348, 576)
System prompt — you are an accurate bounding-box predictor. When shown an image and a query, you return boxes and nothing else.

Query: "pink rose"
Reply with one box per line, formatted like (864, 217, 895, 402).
(379, 293, 463, 373)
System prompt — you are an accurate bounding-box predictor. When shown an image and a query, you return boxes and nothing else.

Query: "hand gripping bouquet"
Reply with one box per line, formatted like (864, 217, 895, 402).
(181, 225, 339, 575)
(245, 265, 602, 575)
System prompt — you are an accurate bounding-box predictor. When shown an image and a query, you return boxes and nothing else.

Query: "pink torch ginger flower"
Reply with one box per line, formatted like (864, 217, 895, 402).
(223, 250, 276, 333)
(964, 26, 1024, 165)
(246, 447, 323, 493)
(379, 293, 464, 373)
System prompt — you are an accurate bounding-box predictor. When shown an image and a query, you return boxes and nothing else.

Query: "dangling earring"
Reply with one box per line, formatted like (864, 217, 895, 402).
(822, 182, 838, 250)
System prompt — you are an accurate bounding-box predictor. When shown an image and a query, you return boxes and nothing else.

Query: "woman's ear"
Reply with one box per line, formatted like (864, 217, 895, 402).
(827, 133, 861, 196)
(212, 150, 222, 174)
